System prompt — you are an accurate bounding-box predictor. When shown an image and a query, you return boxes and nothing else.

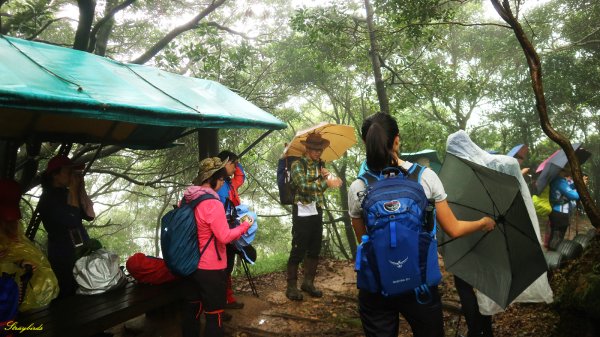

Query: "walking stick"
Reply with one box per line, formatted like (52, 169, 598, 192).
(240, 259, 259, 297)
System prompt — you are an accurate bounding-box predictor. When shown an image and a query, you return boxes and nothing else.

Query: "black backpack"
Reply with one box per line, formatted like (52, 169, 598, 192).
(277, 156, 322, 205)
(276, 156, 301, 205)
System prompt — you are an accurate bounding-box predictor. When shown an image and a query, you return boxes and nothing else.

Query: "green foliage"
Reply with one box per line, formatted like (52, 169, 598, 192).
(4, 0, 600, 269)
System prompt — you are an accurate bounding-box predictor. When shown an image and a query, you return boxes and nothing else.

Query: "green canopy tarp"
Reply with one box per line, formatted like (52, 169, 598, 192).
(0, 35, 286, 148)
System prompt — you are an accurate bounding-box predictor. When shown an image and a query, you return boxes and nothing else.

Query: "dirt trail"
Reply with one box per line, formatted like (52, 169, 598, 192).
(107, 216, 599, 337)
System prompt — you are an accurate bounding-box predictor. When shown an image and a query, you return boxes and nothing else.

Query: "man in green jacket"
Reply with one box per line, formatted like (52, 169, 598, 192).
(286, 133, 342, 301)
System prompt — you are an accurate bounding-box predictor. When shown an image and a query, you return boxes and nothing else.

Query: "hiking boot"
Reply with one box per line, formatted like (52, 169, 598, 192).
(225, 301, 244, 310)
(301, 258, 323, 298)
(300, 281, 323, 298)
(286, 282, 304, 301)
(286, 263, 303, 301)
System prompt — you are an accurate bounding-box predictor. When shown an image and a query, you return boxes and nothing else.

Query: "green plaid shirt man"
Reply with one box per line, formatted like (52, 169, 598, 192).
(290, 156, 328, 207)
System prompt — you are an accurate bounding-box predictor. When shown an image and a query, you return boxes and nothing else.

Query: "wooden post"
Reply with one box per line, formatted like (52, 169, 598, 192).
(197, 128, 219, 161)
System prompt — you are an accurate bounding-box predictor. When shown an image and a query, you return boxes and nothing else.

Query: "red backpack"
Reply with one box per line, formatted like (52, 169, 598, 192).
(126, 253, 179, 285)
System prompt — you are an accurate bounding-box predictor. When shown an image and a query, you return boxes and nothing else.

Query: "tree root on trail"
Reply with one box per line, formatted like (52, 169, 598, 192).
(226, 324, 363, 337)
(262, 312, 321, 322)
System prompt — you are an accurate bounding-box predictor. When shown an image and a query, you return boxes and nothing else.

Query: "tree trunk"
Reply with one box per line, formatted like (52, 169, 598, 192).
(92, 0, 118, 56)
(74, 0, 96, 51)
(363, 0, 389, 115)
(490, 0, 600, 228)
(335, 162, 357, 257)
(87, 0, 136, 54)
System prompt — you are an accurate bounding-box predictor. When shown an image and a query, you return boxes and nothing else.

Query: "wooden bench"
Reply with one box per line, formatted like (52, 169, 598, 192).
(14, 279, 187, 337)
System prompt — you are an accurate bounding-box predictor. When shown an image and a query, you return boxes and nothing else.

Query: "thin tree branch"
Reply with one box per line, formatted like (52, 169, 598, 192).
(130, 0, 227, 64)
(204, 21, 253, 39)
(26, 17, 76, 40)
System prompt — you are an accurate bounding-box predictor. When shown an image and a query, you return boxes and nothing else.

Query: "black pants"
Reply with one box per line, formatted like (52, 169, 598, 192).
(47, 244, 78, 299)
(225, 244, 237, 274)
(358, 287, 444, 337)
(288, 205, 323, 265)
(454, 276, 494, 337)
(548, 211, 570, 251)
(182, 269, 226, 337)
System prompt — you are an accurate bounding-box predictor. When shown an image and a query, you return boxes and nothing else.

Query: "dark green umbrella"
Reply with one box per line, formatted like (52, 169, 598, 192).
(438, 153, 547, 308)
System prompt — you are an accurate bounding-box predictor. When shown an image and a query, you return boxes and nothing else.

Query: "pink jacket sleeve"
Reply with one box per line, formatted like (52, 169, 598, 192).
(199, 199, 250, 244)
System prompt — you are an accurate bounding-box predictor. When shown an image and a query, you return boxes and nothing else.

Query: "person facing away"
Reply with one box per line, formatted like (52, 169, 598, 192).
(216, 150, 246, 310)
(347, 112, 495, 337)
(547, 167, 580, 250)
(181, 157, 252, 337)
(285, 132, 342, 301)
(38, 155, 95, 298)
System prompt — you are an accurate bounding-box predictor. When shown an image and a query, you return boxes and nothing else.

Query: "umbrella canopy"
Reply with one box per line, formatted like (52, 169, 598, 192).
(507, 144, 528, 160)
(534, 143, 591, 194)
(400, 149, 442, 173)
(0, 36, 286, 149)
(283, 123, 356, 162)
(438, 153, 547, 309)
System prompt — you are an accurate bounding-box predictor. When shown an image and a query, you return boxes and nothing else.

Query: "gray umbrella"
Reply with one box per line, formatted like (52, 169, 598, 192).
(438, 153, 547, 308)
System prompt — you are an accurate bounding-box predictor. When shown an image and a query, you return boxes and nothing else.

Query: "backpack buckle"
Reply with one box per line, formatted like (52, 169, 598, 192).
(415, 284, 433, 304)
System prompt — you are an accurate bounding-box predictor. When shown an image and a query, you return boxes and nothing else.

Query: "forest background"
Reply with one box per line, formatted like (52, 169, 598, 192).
(1, 0, 599, 276)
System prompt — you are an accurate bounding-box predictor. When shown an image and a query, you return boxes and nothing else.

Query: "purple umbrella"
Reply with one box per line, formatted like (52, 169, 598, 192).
(534, 143, 591, 194)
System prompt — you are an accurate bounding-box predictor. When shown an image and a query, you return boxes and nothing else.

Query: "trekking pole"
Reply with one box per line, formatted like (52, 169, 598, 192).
(241, 259, 259, 297)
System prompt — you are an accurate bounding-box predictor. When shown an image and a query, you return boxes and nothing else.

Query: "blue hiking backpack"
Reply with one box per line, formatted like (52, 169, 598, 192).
(160, 194, 218, 276)
(355, 164, 440, 302)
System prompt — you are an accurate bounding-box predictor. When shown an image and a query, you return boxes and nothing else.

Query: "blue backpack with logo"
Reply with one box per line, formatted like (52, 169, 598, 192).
(355, 164, 440, 302)
(161, 194, 218, 276)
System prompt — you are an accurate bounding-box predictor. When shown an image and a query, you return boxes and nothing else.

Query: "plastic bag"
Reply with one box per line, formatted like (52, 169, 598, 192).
(0, 233, 59, 311)
(235, 204, 258, 247)
(73, 249, 127, 295)
(532, 186, 552, 217)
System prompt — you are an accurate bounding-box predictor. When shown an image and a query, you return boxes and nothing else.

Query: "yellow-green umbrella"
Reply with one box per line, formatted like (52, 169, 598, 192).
(283, 122, 356, 162)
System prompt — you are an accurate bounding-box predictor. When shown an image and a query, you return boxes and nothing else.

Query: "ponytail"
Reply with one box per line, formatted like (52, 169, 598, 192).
(362, 112, 400, 172)
(366, 123, 391, 171)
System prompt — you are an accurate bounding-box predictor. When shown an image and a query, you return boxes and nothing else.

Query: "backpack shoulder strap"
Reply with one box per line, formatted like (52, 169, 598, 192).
(358, 170, 379, 187)
(187, 193, 218, 209)
(407, 164, 426, 184)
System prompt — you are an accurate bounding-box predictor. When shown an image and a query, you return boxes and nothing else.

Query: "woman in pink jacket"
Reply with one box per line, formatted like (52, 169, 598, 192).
(182, 157, 252, 337)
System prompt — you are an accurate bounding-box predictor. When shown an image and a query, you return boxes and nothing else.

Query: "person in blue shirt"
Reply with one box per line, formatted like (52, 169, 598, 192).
(216, 151, 246, 310)
(547, 168, 580, 250)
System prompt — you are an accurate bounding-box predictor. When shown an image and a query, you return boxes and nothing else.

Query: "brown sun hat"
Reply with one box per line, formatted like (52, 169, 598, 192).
(300, 133, 330, 151)
(192, 157, 228, 185)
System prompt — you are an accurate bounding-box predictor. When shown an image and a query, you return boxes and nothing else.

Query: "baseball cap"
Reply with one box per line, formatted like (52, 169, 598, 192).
(44, 155, 85, 176)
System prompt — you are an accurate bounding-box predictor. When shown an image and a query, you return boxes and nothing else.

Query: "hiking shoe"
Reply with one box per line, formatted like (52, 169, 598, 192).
(225, 301, 244, 309)
(285, 287, 303, 301)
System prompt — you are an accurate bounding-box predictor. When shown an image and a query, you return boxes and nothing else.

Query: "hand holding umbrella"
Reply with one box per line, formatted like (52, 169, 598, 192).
(438, 153, 548, 309)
